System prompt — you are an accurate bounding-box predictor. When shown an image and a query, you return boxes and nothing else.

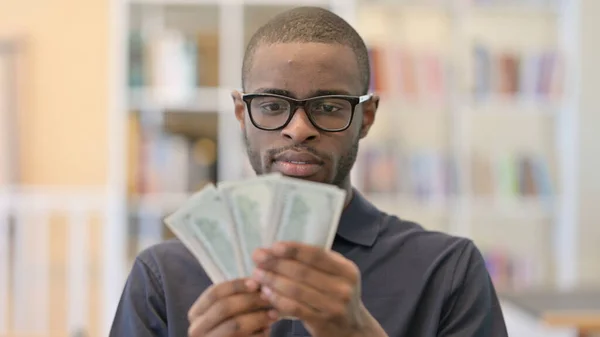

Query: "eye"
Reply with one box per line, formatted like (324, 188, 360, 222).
(261, 103, 283, 110)
(314, 103, 341, 113)
(259, 102, 288, 114)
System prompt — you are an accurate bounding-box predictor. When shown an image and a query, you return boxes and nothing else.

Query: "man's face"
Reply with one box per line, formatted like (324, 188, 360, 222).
(233, 42, 378, 188)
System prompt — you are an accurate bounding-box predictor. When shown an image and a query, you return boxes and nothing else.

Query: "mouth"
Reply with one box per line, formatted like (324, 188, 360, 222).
(272, 151, 324, 178)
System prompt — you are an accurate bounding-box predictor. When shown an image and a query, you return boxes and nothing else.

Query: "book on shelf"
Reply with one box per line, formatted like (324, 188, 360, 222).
(472, 43, 564, 104)
(128, 30, 219, 101)
(357, 144, 458, 203)
(482, 248, 540, 292)
(471, 152, 555, 200)
(368, 46, 449, 105)
(127, 112, 219, 200)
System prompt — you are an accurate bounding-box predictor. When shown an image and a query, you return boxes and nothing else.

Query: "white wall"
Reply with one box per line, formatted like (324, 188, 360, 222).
(501, 301, 577, 337)
(578, 0, 600, 287)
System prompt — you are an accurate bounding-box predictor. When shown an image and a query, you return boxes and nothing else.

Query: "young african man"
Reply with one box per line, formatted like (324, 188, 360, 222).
(110, 6, 509, 337)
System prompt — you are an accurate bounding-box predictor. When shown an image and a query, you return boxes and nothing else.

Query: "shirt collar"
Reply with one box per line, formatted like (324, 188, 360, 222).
(336, 188, 381, 247)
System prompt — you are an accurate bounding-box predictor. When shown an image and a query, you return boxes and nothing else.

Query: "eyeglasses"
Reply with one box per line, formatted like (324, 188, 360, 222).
(241, 92, 373, 132)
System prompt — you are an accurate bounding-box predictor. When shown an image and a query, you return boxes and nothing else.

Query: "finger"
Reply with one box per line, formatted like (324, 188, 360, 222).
(188, 312, 271, 337)
(189, 279, 258, 319)
(253, 258, 353, 301)
(254, 268, 342, 313)
(193, 292, 271, 334)
(256, 242, 359, 281)
(260, 286, 319, 322)
(248, 329, 271, 337)
(208, 310, 276, 337)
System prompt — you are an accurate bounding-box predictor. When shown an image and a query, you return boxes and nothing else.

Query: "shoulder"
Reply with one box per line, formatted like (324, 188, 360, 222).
(112, 239, 209, 336)
(375, 211, 486, 281)
(379, 212, 475, 258)
(136, 238, 196, 268)
(134, 238, 209, 286)
(377, 212, 490, 290)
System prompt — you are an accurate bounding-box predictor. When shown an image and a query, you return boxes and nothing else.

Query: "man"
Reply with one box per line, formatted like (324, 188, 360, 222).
(110, 6, 508, 337)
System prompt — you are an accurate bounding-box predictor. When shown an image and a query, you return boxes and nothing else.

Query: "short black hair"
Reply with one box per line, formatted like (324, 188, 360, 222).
(242, 6, 371, 95)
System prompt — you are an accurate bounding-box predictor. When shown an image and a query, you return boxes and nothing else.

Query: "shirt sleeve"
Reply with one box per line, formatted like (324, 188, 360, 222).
(109, 256, 169, 337)
(437, 240, 509, 337)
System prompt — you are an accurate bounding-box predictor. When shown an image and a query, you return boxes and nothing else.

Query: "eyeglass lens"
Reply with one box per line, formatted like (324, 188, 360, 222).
(249, 95, 353, 130)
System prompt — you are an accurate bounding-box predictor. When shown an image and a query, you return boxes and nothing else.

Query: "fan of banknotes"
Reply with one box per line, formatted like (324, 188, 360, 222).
(164, 173, 347, 284)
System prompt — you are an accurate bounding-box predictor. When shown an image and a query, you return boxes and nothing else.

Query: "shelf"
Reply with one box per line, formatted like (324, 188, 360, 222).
(358, 0, 452, 12)
(365, 193, 452, 214)
(128, 86, 229, 113)
(464, 96, 560, 115)
(163, 110, 219, 138)
(469, 196, 555, 219)
(466, 2, 560, 17)
(362, 193, 555, 219)
(359, 0, 560, 17)
(129, 0, 330, 5)
(377, 96, 450, 114)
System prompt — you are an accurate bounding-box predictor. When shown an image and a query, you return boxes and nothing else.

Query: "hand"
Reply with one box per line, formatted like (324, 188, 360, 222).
(251, 242, 388, 337)
(187, 278, 278, 337)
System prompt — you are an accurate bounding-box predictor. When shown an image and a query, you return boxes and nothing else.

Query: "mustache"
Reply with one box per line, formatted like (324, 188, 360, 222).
(266, 145, 328, 160)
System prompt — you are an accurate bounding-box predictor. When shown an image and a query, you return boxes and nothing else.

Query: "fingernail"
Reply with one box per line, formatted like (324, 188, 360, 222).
(262, 286, 273, 299)
(253, 250, 268, 264)
(272, 243, 286, 256)
(252, 268, 265, 281)
(268, 309, 279, 321)
(245, 279, 259, 291)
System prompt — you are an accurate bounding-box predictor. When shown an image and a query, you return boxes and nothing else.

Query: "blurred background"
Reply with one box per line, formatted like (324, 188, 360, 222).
(0, 0, 598, 336)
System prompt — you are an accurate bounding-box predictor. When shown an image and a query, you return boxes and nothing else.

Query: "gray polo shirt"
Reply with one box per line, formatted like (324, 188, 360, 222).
(110, 189, 508, 336)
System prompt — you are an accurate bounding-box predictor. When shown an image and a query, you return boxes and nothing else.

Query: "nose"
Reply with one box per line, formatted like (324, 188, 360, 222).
(281, 108, 320, 143)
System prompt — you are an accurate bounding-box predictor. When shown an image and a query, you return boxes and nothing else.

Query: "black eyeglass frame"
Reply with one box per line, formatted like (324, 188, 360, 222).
(241, 92, 373, 132)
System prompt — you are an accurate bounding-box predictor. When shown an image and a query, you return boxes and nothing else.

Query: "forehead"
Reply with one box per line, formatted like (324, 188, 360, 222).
(245, 42, 362, 97)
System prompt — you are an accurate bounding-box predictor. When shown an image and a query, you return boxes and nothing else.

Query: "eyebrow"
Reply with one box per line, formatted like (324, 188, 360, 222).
(253, 88, 353, 98)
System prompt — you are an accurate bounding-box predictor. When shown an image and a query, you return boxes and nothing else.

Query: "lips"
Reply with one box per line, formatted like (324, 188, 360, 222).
(272, 151, 324, 177)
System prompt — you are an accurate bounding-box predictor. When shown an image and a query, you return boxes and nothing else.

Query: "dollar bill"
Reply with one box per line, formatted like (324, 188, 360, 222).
(165, 213, 226, 283)
(164, 184, 245, 283)
(218, 173, 282, 275)
(268, 177, 346, 250)
(165, 173, 347, 292)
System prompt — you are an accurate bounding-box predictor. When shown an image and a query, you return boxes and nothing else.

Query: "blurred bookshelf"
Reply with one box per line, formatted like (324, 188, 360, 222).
(117, 0, 577, 292)
(353, 0, 569, 292)
(122, 1, 331, 263)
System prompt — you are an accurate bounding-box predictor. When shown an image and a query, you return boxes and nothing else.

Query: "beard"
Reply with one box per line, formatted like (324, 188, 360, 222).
(243, 131, 359, 189)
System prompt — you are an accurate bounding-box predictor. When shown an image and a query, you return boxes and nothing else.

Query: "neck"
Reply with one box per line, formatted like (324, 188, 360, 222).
(339, 178, 354, 207)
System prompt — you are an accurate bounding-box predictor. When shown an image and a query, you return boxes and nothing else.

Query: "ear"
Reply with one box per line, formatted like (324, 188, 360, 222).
(232, 90, 246, 130)
(359, 94, 379, 139)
